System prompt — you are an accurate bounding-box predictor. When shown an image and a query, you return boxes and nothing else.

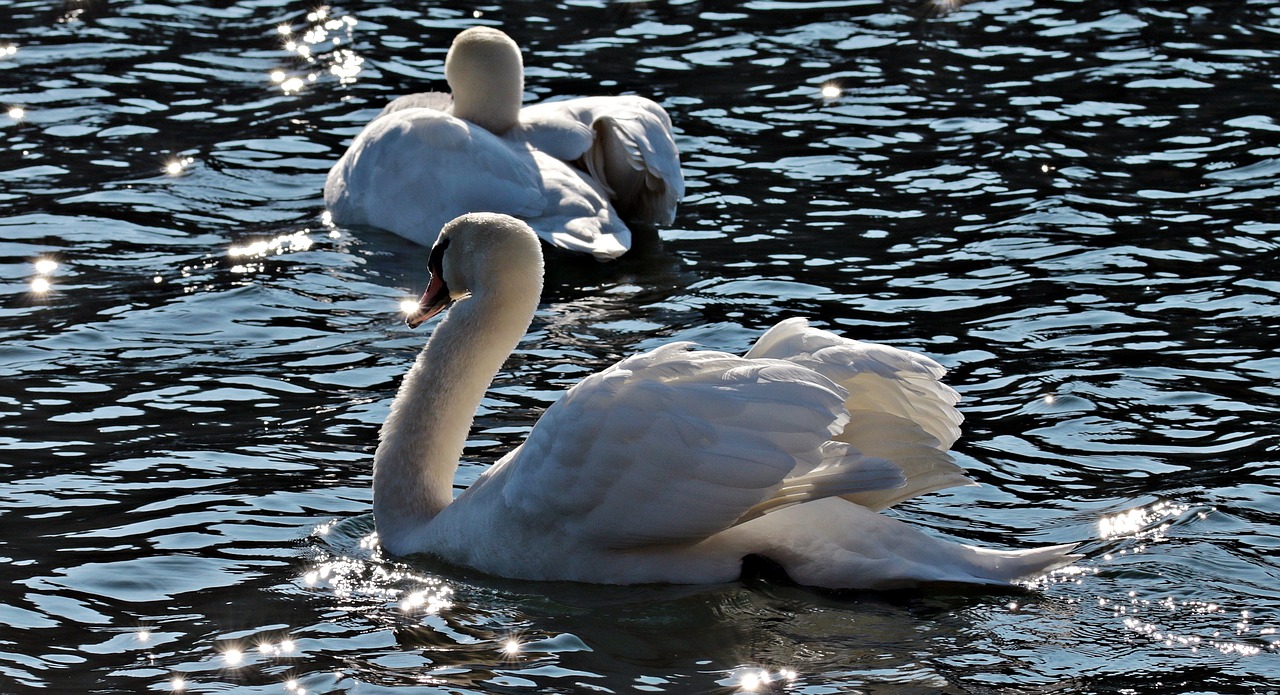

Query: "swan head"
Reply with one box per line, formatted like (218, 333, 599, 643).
(407, 213, 544, 328)
(445, 26, 524, 134)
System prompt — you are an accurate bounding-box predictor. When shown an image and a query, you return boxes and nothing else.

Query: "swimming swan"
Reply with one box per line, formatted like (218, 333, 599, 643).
(324, 26, 683, 261)
(371, 213, 1077, 589)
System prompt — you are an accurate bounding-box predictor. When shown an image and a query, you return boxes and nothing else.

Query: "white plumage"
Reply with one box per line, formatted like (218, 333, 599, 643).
(324, 27, 683, 261)
(370, 213, 1078, 589)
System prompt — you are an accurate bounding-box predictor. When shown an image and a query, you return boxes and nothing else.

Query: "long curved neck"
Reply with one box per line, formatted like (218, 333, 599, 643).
(372, 285, 538, 554)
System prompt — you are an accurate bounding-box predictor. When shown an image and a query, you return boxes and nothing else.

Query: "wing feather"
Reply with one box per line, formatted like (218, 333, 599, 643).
(746, 318, 973, 508)
(324, 109, 544, 246)
(324, 108, 629, 259)
(518, 96, 684, 225)
(487, 342, 887, 549)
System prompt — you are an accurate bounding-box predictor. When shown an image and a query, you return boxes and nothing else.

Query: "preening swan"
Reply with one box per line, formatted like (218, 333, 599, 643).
(372, 213, 1077, 589)
(324, 26, 684, 261)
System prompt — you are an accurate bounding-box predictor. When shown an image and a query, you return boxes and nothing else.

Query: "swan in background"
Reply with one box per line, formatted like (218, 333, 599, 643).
(371, 213, 1078, 589)
(324, 26, 684, 261)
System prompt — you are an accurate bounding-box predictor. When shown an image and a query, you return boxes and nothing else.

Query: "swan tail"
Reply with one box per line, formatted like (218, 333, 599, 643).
(740, 500, 1079, 589)
(783, 535, 1081, 590)
(949, 542, 1081, 585)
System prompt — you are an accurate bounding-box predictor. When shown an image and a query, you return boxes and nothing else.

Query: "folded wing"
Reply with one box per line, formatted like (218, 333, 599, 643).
(324, 107, 628, 259)
(518, 96, 684, 226)
(480, 342, 906, 549)
(746, 318, 974, 510)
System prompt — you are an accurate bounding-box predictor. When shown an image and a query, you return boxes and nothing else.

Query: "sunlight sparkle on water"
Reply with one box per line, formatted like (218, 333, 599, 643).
(730, 666, 798, 692)
(400, 299, 420, 316)
(820, 83, 842, 100)
(30, 277, 51, 294)
(330, 49, 363, 81)
(164, 156, 194, 176)
(276, 5, 359, 91)
(399, 584, 454, 614)
(229, 231, 314, 260)
(34, 258, 57, 274)
(502, 638, 521, 657)
(7, 106, 24, 120)
(222, 647, 244, 666)
(1098, 499, 1188, 540)
(920, 0, 970, 16)
(739, 669, 769, 691)
(168, 675, 186, 692)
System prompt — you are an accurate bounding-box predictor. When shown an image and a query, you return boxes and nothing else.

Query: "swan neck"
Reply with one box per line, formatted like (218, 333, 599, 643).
(446, 32, 524, 134)
(450, 77, 522, 134)
(373, 284, 538, 550)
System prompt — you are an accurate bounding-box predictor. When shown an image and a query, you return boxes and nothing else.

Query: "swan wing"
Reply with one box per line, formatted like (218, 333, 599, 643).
(746, 318, 974, 510)
(324, 108, 628, 258)
(485, 342, 906, 549)
(522, 150, 631, 260)
(325, 108, 543, 246)
(518, 96, 684, 225)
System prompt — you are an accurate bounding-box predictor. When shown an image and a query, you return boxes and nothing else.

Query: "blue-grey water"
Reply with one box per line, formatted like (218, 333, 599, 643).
(2, 0, 1279, 692)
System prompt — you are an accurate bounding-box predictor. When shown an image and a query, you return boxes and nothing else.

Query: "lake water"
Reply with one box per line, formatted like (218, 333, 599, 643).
(3, 0, 1279, 692)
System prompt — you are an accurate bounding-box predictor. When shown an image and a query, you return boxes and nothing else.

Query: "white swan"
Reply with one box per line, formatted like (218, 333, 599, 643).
(371, 213, 1078, 589)
(324, 26, 683, 261)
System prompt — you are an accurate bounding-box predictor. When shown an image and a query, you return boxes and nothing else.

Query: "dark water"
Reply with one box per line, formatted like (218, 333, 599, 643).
(3, 0, 1279, 692)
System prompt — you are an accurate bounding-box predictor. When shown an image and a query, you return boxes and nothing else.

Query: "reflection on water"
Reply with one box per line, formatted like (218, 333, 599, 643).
(2, 0, 1280, 691)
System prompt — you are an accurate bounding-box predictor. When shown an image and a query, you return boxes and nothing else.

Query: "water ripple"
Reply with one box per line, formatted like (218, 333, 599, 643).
(3, 0, 1280, 691)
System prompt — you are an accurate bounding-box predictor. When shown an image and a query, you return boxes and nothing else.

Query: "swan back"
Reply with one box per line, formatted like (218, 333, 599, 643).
(446, 26, 523, 134)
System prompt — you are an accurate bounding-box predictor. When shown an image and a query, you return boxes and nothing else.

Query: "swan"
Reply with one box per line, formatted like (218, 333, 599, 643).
(371, 212, 1078, 589)
(324, 26, 684, 261)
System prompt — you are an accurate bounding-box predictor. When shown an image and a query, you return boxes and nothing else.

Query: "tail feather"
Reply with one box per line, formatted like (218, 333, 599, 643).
(737, 499, 1080, 590)
(949, 542, 1081, 585)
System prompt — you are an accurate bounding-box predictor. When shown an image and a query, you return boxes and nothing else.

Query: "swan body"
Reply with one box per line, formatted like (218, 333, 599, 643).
(324, 26, 683, 261)
(371, 213, 1078, 590)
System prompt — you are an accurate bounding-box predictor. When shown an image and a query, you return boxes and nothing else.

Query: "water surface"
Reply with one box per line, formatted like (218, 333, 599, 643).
(2, 0, 1279, 692)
